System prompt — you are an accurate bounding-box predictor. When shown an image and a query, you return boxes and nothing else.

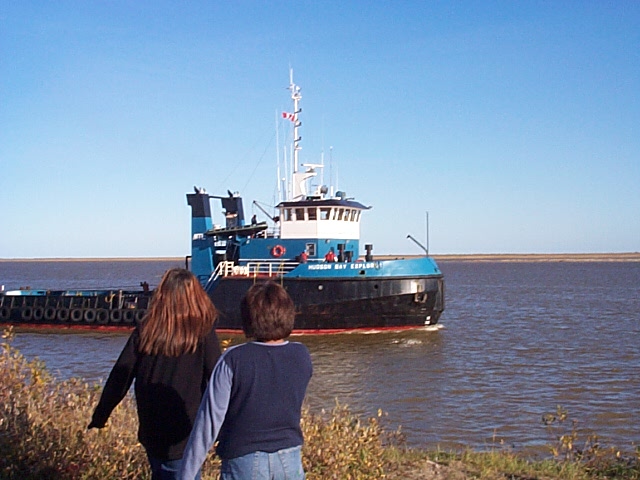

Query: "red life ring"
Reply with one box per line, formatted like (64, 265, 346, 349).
(271, 245, 286, 257)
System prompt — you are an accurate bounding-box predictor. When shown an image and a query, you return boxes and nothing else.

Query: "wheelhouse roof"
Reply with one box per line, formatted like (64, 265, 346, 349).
(276, 198, 370, 210)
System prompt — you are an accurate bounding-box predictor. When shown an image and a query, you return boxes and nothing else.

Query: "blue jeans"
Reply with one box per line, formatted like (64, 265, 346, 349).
(147, 455, 201, 480)
(220, 445, 305, 480)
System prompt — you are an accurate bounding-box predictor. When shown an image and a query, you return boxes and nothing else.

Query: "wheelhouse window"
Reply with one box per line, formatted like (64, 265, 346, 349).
(308, 207, 317, 221)
(320, 208, 330, 220)
(295, 208, 305, 221)
(283, 208, 293, 221)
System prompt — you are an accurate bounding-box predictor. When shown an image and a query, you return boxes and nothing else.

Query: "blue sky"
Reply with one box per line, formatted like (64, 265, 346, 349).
(1, 1, 638, 258)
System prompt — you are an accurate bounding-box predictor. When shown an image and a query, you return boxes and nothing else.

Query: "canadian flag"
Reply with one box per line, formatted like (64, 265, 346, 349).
(282, 112, 297, 122)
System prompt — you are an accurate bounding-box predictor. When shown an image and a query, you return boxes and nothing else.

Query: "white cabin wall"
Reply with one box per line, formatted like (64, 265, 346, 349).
(280, 220, 360, 239)
(317, 221, 360, 239)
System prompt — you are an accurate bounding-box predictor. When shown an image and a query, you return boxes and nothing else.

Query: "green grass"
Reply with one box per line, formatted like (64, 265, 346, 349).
(1, 328, 638, 479)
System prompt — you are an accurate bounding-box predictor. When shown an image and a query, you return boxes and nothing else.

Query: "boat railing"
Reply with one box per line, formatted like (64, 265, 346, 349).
(214, 260, 298, 278)
(253, 227, 280, 239)
(202, 261, 230, 291)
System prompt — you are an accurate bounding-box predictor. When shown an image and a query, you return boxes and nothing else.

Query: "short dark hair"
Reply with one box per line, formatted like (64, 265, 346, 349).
(241, 282, 296, 341)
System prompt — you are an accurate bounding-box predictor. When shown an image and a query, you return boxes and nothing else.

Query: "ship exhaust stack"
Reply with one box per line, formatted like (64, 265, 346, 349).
(187, 188, 215, 285)
(220, 194, 245, 228)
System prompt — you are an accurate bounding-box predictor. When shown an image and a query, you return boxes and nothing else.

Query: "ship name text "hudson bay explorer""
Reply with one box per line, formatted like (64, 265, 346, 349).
(307, 262, 381, 271)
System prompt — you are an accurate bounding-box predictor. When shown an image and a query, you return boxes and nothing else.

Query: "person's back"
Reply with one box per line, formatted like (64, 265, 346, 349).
(89, 268, 221, 480)
(179, 282, 312, 480)
(215, 341, 311, 460)
(133, 329, 221, 460)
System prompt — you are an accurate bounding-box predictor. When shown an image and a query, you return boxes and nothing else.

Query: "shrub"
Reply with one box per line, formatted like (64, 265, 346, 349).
(543, 405, 640, 479)
(301, 403, 390, 479)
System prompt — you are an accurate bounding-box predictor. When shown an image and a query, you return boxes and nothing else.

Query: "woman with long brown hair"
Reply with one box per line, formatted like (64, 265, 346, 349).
(89, 268, 221, 480)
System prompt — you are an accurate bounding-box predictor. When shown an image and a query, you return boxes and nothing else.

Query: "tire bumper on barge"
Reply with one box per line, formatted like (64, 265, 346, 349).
(0, 290, 152, 330)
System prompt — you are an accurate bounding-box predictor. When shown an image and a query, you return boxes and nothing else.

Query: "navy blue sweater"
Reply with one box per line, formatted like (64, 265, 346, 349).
(180, 341, 312, 477)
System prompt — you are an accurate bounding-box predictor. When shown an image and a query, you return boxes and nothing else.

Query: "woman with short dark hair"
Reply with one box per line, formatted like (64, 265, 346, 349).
(180, 281, 313, 480)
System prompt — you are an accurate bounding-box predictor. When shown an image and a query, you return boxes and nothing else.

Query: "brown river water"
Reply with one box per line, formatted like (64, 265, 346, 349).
(1, 259, 639, 454)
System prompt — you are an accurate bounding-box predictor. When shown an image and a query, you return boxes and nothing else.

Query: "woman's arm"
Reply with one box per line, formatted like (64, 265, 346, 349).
(88, 330, 139, 428)
(179, 354, 233, 479)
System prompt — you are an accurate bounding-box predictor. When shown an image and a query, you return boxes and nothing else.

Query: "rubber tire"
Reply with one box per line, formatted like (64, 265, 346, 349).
(44, 307, 57, 321)
(21, 307, 33, 321)
(123, 309, 135, 324)
(83, 309, 96, 323)
(32, 307, 44, 321)
(96, 309, 109, 324)
(70, 309, 83, 322)
(109, 309, 122, 323)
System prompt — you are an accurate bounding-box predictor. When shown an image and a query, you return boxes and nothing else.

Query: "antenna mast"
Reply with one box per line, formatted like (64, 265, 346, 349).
(288, 69, 302, 175)
(275, 110, 281, 203)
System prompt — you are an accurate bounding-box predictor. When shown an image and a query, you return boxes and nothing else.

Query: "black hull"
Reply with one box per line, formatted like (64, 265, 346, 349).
(211, 275, 445, 332)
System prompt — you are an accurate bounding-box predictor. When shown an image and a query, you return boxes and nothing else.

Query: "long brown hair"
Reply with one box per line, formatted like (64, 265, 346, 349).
(138, 268, 218, 356)
(241, 282, 295, 341)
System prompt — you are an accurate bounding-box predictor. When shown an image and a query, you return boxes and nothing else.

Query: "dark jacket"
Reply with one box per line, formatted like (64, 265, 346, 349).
(89, 326, 221, 459)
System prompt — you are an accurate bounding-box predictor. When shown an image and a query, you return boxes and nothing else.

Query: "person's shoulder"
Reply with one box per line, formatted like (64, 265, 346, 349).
(286, 341, 311, 355)
(219, 342, 251, 361)
(129, 326, 142, 345)
(204, 325, 219, 340)
(286, 342, 312, 373)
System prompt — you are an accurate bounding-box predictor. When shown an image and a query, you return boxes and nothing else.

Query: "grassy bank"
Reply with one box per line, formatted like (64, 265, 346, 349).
(1, 328, 637, 479)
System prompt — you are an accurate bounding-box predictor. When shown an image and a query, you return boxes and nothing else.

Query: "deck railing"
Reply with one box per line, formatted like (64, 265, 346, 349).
(217, 260, 299, 278)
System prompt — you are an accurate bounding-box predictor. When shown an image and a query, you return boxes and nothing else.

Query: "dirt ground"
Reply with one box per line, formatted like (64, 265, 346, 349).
(388, 459, 471, 480)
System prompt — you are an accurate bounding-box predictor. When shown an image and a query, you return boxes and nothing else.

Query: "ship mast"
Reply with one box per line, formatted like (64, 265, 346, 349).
(288, 69, 302, 175)
(285, 70, 322, 201)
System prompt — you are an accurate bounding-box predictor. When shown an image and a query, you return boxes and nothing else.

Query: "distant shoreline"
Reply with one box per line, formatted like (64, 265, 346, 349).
(1, 253, 639, 262)
(436, 253, 640, 262)
(400, 252, 640, 262)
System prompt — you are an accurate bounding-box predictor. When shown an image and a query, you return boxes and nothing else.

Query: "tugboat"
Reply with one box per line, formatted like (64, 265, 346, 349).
(0, 72, 444, 333)
(187, 72, 444, 332)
